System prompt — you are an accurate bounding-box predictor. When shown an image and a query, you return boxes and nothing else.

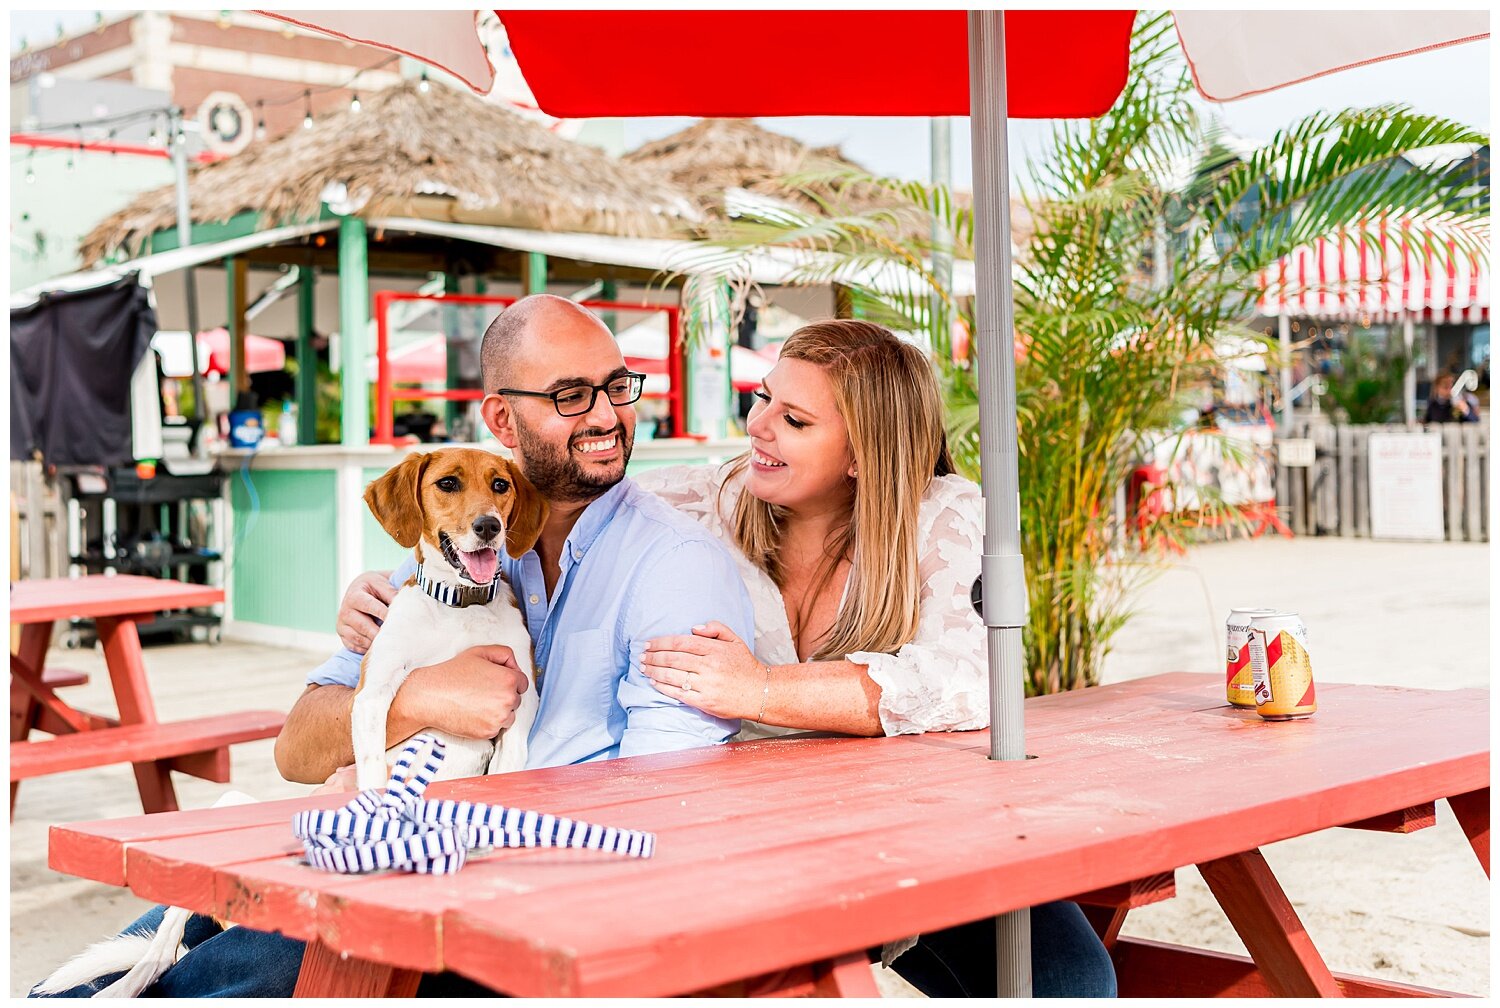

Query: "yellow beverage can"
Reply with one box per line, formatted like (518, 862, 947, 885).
(1226, 607, 1278, 707)
(1247, 612, 1316, 720)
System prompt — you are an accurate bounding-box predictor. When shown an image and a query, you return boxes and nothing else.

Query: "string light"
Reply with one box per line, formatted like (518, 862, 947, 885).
(303, 90, 314, 129)
(349, 91, 361, 114)
(419, 69, 430, 94)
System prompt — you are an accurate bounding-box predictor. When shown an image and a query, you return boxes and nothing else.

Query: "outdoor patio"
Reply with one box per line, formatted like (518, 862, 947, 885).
(11, 536, 1488, 997)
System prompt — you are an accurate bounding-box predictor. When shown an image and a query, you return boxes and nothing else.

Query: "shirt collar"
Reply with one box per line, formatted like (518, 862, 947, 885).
(560, 478, 631, 564)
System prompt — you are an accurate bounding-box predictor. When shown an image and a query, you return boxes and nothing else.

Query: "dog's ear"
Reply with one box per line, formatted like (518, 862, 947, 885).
(503, 461, 549, 559)
(364, 452, 430, 549)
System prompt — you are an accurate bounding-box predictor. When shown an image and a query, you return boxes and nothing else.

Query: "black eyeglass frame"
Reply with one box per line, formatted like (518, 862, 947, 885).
(495, 371, 647, 417)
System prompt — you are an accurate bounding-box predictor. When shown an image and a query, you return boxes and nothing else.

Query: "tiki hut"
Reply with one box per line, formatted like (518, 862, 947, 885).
(622, 118, 893, 219)
(79, 81, 702, 265)
(623, 118, 1032, 255)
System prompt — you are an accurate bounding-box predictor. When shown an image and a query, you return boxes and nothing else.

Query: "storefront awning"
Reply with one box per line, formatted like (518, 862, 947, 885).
(1257, 216, 1489, 324)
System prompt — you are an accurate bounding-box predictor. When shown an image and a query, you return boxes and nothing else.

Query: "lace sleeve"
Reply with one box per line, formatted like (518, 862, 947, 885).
(848, 475, 990, 735)
(630, 464, 728, 532)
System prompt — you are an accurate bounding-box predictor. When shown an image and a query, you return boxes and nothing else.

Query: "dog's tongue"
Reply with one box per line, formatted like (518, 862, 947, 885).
(460, 547, 499, 584)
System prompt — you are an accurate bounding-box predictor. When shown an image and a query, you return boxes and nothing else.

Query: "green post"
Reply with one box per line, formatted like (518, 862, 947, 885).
(338, 216, 369, 447)
(522, 252, 547, 295)
(296, 264, 317, 445)
(599, 278, 618, 334)
(443, 268, 462, 433)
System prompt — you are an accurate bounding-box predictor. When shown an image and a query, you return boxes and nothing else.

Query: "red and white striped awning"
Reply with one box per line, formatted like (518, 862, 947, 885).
(1257, 216, 1489, 324)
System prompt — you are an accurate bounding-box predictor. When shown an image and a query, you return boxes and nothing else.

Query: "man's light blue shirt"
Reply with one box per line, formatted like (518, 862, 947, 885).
(309, 477, 754, 768)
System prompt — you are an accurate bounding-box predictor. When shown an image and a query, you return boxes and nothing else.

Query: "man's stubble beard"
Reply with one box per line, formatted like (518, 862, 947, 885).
(512, 415, 634, 504)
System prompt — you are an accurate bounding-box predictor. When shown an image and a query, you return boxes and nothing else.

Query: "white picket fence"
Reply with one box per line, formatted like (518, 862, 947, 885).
(1276, 420, 1489, 542)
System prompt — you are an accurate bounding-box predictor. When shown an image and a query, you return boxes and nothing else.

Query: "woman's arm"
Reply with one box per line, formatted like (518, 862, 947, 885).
(642, 624, 884, 735)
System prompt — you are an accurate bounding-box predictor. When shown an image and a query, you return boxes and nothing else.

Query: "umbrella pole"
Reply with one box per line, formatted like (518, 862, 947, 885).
(968, 10, 1033, 997)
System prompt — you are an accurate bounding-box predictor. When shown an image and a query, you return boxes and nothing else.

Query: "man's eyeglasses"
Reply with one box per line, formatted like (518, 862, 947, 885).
(496, 372, 646, 417)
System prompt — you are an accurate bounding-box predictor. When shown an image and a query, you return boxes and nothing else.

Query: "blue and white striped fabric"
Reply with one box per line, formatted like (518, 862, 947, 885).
(292, 734, 656, 875)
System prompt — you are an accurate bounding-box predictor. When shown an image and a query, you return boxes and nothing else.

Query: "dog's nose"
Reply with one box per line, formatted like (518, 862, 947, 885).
(472, 515, 502, 542)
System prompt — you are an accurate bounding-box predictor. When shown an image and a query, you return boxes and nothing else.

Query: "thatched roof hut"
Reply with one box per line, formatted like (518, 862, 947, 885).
(79, 81, 702, 265)
(623, 118, 1033, 255)
(622, 118, 891, 218)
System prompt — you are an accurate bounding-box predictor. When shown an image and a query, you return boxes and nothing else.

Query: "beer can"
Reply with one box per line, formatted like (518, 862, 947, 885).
(1247, 612, 1316, 720)
(1225, 607, 1278, 707)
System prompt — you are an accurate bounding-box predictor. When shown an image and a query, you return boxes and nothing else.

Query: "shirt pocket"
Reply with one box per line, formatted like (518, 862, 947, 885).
(537, 628, 616, 740)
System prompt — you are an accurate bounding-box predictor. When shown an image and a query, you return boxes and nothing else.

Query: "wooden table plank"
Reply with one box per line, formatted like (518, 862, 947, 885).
(10, 575, 224, 624)
(47, 674, 1489, 997)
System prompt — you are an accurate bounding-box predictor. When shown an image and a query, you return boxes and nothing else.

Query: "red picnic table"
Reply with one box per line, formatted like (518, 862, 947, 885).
(11, 575, 284, 815)
(48, 673, 1487, 997)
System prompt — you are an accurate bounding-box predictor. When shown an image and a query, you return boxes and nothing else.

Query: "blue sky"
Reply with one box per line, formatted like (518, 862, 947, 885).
(12, 9, 1490, 189)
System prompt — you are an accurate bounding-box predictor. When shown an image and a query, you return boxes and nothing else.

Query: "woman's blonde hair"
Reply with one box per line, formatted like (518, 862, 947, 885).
(723, 319, 954, 661)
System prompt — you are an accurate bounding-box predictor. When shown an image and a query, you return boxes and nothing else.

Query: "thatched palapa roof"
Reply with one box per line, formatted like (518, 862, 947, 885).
(623, 118, 1033, 255)
(622, 118, 895, 219)
(79, 81, 703, 265)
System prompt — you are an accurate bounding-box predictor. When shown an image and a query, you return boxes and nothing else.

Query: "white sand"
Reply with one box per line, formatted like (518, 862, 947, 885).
(10, 537, 1490, 997)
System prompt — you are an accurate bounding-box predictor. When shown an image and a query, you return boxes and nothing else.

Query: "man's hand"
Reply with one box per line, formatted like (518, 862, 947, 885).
(392, 645, 529, 741)
(337, 570, 397, 654)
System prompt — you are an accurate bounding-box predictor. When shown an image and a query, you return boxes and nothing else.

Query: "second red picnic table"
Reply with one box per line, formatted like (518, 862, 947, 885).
(11, 574, 284, 815)
(49, 673, 1488, 997)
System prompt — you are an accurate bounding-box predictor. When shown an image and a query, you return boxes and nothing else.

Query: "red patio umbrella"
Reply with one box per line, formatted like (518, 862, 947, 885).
(255, 10, 1489, 994)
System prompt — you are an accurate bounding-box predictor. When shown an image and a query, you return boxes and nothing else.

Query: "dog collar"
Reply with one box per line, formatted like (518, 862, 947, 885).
(415, 565, 500, 608)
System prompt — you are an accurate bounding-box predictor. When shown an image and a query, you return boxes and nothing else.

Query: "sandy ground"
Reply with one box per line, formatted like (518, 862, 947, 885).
(8, 536, 1490, 997)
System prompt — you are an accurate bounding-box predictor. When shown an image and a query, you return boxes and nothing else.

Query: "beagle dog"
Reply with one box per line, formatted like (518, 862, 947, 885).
(30, 450, 547, 997)
(353, 447, 548, 790)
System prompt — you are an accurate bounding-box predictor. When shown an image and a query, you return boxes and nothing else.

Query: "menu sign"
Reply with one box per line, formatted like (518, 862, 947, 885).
(1367, 433, 1444, 541)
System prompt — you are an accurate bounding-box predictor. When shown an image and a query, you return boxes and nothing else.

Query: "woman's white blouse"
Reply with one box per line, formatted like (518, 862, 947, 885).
(633, 463, 990, 740)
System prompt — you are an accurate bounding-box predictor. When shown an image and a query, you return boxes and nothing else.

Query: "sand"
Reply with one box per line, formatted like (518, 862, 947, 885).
(9, 536, 1490, 997)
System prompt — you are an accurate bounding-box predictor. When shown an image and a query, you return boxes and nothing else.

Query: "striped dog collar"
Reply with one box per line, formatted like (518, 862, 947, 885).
(292, 734, 655, 875)
(415, 565, 500, 608)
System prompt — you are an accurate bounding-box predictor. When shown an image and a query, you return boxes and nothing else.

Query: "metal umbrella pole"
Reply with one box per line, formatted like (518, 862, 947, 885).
(967, 10, 1033, 997)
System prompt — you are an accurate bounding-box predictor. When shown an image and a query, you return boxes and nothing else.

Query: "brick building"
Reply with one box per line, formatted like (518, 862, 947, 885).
(12, 10, 405, 139)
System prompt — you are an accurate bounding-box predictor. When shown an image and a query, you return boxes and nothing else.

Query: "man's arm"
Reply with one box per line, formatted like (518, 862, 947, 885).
(616, 538, 755, 758)
(276, 646, 531, 783)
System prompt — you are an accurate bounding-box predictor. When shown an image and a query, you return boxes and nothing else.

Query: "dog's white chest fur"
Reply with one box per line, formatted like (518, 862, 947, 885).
(351, 580, 537, 789)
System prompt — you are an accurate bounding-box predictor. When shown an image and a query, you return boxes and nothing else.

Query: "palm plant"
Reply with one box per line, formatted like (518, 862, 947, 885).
(679, 13, 1488, 693)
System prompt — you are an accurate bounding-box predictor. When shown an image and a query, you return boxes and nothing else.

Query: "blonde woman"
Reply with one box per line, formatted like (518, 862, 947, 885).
(633, 320, 1115, 998)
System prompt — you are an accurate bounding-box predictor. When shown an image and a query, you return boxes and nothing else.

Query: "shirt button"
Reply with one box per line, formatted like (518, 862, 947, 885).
(573, 550, 583, 560)
(528, 594, 539, 604)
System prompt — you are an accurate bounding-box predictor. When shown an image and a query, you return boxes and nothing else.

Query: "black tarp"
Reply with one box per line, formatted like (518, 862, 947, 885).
(10, 274, 156, 467)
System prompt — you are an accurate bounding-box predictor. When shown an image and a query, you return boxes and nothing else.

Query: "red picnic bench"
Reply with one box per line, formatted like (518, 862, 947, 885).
(48, 673, 1487, 997)
(11, 575, 285, 816)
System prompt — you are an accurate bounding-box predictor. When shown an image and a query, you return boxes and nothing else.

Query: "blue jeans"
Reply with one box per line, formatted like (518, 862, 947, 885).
(35, 900, 1113, 998)
(886, 900, 1117, 998)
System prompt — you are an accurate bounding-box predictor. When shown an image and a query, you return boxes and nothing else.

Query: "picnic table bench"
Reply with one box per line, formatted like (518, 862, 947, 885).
(49, 673, 1487, 997)
(11, 575, 284, 815)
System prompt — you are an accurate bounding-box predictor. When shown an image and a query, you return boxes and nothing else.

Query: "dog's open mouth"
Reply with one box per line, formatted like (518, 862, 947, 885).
(439, 532, 499, 584)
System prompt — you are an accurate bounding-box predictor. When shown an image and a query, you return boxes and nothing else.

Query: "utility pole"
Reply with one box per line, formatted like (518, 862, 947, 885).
(930, 116, 953, 356)
(168, 107, 206, 442)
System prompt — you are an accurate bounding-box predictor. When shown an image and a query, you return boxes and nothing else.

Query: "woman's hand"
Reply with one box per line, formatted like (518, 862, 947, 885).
(642, 621, 766, 721)
(311, 763, 360, 795)
(336, 570, 397, 654)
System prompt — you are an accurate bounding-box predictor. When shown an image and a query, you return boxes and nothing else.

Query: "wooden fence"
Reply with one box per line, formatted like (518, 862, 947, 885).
(9, 461, 70, 581)
(1276, 420, 1488, 542)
